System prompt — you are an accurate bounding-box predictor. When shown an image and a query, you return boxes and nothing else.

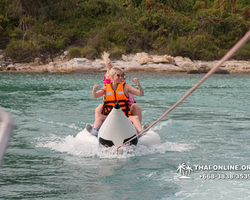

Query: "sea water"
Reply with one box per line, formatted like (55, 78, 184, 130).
(0, 72, 250, 199)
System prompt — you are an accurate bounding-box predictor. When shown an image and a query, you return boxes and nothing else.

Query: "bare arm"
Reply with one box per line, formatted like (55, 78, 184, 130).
(125, 78, 144, 96)
(92, 85, 106, 98)
(105, 61, 113, 79)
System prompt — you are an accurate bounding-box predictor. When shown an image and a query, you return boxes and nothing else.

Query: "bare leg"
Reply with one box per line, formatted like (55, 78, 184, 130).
(93, 104, 106, 130)
(130, 103, 142, 123)
(95, 104, 103, 116)
(128, 115, 142, 132)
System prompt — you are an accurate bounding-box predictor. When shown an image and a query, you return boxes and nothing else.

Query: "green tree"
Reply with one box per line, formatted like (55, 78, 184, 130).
(1, 0, 250, 61)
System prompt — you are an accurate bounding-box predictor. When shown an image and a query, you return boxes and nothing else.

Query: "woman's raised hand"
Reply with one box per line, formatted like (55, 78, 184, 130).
(107, 61, 113, 70)
(93, 84, 100, 91)
(132, 78, 140, 86)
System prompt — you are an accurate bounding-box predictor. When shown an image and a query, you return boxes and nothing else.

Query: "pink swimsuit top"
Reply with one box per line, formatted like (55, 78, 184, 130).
(103, 76, 111, 85)
(103, 76, 134, 105)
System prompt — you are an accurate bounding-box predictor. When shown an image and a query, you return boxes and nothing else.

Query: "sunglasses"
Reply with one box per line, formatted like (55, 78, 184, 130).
(116, 74, 125, 78)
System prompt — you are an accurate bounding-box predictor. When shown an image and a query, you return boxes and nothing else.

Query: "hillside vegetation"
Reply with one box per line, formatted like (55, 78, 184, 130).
(0, 0, 250, 63)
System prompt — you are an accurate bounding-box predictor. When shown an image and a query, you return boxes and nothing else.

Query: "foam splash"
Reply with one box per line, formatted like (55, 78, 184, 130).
(35, 119, 192, 158)
(36, 133, 192, 159)
(152, 119, 172, 131)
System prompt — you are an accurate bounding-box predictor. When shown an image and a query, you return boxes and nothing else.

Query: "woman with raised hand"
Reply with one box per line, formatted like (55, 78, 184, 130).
(86, 66, 148, 136)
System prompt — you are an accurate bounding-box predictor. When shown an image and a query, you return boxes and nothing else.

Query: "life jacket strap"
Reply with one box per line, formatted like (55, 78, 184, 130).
(102, 104, 113, 116)
(102, 100, 131, 116)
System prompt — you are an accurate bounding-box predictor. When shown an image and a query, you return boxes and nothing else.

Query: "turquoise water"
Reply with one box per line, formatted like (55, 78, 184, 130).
(0, 72, 250, 199)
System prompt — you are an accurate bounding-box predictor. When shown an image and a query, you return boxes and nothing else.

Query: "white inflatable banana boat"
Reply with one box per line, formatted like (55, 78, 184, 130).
(76, 104, 161, 147)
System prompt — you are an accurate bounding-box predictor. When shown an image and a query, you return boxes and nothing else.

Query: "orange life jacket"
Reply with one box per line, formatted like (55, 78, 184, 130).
(102, 82, 131, 116)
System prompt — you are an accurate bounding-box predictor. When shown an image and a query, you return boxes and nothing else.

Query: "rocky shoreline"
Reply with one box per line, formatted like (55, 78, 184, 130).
(0, 51, 250, 74)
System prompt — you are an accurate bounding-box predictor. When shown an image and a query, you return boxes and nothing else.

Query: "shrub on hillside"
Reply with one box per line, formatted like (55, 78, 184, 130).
(68, 45, 98, 59)
(81, 46, 98, 59)
(6, 40, 36, 62)
(168, 34, 219, 60)
(109, 46, 125, 59)
(233, 43, 250, 60)
(68, 46, 82, 58)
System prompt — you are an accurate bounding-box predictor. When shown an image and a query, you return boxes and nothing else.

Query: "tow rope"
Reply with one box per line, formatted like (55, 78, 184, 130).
(117, 30, 250, 152)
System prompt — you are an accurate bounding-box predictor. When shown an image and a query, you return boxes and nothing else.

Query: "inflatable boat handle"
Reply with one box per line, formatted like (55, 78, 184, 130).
(114, 102, 120, 109)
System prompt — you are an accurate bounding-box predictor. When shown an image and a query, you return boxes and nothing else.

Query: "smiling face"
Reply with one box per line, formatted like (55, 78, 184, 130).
(109, 67, 125, 85)
(112, 70, 124, 84)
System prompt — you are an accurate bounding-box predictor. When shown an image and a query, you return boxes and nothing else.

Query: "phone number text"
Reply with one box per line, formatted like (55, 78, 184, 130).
(199, 173, 250, 180)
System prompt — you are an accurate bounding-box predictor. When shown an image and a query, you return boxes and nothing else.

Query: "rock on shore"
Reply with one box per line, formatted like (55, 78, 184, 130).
(0, 51, 250, 74)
